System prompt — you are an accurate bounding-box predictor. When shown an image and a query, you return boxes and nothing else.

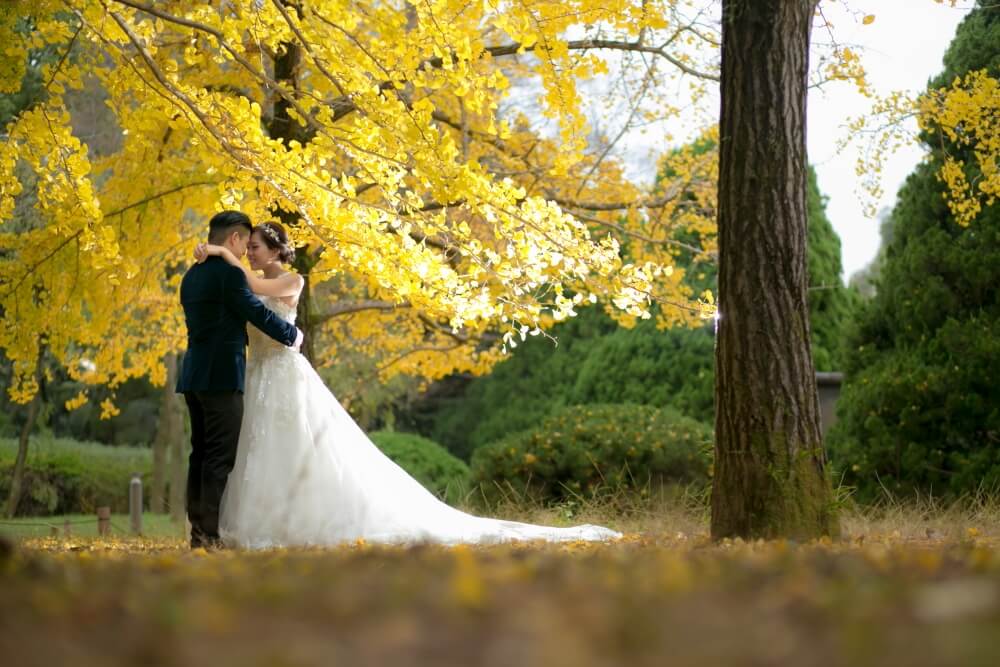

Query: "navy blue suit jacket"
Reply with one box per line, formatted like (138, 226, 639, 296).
(176, 256, 298, 393)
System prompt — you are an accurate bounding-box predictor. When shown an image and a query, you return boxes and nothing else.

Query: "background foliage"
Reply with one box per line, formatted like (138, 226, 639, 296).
(408, 166, 859, 461)
(470, 403, 712, 504)
(369, 431, 470, 505)
(828, 5, 1000, 501)
(1, 431, 468, 516)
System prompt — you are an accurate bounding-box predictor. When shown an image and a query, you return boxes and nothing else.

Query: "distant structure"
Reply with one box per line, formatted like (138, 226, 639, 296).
(816, 372, 844, 436)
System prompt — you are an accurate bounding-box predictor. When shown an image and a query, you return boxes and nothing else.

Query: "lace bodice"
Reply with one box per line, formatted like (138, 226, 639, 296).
(247, 296, 297, 359)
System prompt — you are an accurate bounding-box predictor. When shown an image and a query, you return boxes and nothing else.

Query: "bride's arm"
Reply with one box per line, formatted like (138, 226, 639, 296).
(194, 243, 304, 297)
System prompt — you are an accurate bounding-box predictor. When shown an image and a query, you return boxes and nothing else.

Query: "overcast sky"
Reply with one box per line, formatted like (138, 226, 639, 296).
(603, 1, 975, 283)
(806, 0, 972, 282)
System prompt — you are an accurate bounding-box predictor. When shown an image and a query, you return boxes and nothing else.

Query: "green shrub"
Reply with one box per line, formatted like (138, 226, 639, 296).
(470, 404, 712, 503)
(416, 306, 617, 460)
(1, 431, 472, 516)
(569, 324, 716, 423)
(827, 6, 1000, 501)
(370, 431, 471, 504)
(829, 313, 1000, 501)
(0, 437, 154, 516)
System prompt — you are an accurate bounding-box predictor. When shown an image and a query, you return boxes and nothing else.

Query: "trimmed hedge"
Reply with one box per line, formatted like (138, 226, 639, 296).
(0, 437, 154, 516)
(470, 404, 712, 503)
(370, 430, 471, 505)
(2, 431, 469, 516)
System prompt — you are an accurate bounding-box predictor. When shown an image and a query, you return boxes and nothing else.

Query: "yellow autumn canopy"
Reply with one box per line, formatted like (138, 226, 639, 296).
(1, 1, 990, 411)
(0, 0, 723, 410)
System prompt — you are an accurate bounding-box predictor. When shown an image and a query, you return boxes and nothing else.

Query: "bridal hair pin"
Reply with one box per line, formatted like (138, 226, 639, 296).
(260, 224, 282, 245)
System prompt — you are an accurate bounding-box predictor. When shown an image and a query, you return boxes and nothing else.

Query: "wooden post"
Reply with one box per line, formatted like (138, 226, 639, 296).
(97, 506, 111, 537)
(129, 473, 143, 535)
(63, 519, 71, 537)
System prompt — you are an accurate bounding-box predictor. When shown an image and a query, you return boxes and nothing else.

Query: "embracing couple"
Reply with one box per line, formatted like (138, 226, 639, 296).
(176, 211, 620, 550)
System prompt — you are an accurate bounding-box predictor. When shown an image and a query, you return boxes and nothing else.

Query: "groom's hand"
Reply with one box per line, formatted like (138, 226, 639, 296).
(291, 328, 304, 352)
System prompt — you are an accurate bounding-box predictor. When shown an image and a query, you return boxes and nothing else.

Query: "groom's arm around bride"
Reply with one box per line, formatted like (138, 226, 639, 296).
(175, 210, 301, 549)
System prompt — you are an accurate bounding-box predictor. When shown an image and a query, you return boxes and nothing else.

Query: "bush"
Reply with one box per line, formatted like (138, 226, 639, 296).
(1, 431, 472, 516)
(569, 324, 716, 423)
(0, 437, 154, 516)
(370, 431, 471, 504)
(470, 404, 712, 504)
(415, 306, 617, 460)
(829, 313, 1000, 500)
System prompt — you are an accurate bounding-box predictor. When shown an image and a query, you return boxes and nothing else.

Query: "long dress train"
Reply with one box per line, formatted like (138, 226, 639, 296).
(219, 297, 621, 548)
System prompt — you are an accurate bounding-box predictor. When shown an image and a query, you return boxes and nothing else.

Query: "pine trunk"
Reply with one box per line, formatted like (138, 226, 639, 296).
(711, 0, 838, 540)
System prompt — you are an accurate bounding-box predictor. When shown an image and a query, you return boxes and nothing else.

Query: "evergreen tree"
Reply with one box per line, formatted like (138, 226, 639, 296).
(828, 5, 1000, 500)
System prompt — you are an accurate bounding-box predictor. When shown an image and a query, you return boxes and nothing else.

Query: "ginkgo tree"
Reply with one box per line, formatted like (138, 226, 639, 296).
(0, 0, 726, 413)
(850, 67, 999, 226)
(1, 1, 994, 536)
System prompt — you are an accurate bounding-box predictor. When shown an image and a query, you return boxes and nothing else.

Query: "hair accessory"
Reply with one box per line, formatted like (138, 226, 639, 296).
(260, 224, 282, 245)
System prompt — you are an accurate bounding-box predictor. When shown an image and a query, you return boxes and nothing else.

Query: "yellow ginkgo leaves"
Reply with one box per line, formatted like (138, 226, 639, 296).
(1, 0, 728, 405)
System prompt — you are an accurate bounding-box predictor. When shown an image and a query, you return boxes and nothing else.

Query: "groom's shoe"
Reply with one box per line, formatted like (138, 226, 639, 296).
(190, 526, 216, 550)
(191, 534, 226, 551)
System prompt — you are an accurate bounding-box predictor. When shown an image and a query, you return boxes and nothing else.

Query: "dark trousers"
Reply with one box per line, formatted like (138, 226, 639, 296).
(183, 391, 243, 547)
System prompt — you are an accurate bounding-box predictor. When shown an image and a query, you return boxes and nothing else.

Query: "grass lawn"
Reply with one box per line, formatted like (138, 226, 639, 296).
(0, 512, 185, 540)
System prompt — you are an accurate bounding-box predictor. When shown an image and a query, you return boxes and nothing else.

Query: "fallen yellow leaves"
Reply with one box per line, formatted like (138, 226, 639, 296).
(2, 530, 1000, 667)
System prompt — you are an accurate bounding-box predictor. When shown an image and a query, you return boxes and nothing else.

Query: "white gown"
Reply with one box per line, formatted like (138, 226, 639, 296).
(219, 296, 622, 548)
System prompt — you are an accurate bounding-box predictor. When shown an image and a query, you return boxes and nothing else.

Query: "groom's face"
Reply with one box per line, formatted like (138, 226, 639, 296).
(229, 231, 250, 258)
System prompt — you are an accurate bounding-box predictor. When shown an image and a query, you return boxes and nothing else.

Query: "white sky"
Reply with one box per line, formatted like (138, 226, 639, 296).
(806, 1, 973, 281)
(604, 1, 974, 284)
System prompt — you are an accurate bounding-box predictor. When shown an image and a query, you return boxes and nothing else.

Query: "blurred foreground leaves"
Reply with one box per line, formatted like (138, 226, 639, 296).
(2, 532, 1000, 666)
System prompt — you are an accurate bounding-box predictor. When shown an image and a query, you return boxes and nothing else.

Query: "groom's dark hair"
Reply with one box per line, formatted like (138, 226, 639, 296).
(208, 211, 253, 244)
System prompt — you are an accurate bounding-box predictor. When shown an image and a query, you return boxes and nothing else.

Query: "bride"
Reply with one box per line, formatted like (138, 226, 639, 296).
(194, 221, 621, 548)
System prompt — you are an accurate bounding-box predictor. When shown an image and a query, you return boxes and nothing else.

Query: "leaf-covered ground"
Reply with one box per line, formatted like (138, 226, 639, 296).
(3, 523, 1000, 667)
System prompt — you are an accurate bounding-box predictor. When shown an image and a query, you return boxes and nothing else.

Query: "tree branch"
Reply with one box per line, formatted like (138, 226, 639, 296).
(569, 209, 714, 257)
(0, 181, 217, 301)
(313, 299, 408, 326)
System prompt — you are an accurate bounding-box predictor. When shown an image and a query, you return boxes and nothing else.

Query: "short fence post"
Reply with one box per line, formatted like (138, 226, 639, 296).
(63, 519, 71, 537)
(97, 506, 111, 537)
(129, 473, 143, 535)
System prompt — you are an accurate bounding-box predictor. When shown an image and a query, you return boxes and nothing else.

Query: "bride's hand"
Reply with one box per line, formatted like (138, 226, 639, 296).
(194, 243, 223, 263)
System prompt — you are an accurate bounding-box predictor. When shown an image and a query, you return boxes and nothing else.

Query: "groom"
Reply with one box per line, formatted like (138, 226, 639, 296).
(176, 211, 303, 549)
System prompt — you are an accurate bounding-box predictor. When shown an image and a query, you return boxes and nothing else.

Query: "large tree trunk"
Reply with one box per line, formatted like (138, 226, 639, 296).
(4, 384, 42, 518)
(292, 246, 320, 364)
(151, 352, 181, 513)
(711, 0, 838, 540)
(266, 34, 323, 364)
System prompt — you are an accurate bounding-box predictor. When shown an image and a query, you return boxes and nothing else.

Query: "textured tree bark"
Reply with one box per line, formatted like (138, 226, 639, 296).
(711, 0, 838, 539)
(266, 35, 323, 365)
(291, 245, 320, 365)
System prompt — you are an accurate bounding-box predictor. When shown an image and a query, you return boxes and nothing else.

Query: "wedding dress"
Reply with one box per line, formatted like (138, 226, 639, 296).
(219, 296, 622, 548)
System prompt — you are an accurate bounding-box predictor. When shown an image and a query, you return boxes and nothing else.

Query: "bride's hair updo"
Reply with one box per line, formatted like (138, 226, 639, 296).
(254, 222, 295, 263)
